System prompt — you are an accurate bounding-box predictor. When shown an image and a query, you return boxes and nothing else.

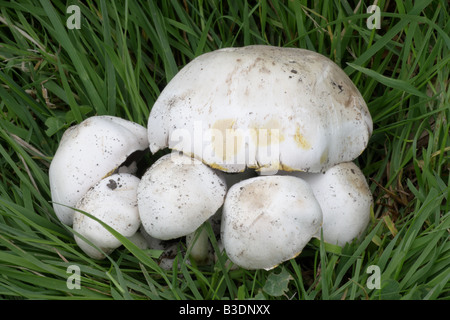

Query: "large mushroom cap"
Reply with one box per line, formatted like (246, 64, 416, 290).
(49, 116, 148, 225)
(148, 45, 372, 174)
(221, 175, 323, 270)
(137, 152, 227, 240)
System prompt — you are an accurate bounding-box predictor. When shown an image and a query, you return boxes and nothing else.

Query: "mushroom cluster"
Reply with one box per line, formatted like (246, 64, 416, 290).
(49, 116, 149, 258)
(50, 45, 373, 270)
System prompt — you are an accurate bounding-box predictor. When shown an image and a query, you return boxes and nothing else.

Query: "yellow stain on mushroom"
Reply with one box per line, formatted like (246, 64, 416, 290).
(279, 163, 299, 172)
(320, 148, 328, 164)
(256, 159, 282, 175)
(101, 167, 118, 180)
(208, 162, 232, 172)
(250, 118, 285, 147)
(294, 127, 311, 150)
(211, 118, 243, 161)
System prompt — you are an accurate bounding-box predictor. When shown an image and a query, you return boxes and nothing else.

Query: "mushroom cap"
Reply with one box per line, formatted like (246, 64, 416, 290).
(49, 116, 148, 225)
(148, 45, 372, 174)
(137, 152, 227, 240)
(221, 175, 323, 270)
(294, 162, 373, 246)
(73, 173, 141, 259)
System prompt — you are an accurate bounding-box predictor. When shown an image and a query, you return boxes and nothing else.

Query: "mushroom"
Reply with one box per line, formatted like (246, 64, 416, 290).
(137, 152, 227, 265)
(147, 45, 372, 174)
(73, 173, 141, 259)
(281, 162, 373, 246)
(221, 175, 323, 270)
(49, 116, 148, 225)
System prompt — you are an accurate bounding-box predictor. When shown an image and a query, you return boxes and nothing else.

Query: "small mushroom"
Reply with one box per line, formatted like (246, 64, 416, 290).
(221, 175, 323, 270)
(137, 152, 227, 264)
(73, 173, 141, 259)
(49, 116, 148, 225)
(289, 162, 374, 246)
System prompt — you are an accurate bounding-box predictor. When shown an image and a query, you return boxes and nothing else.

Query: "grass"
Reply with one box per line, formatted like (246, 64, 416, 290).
(0, 0, 448, 300)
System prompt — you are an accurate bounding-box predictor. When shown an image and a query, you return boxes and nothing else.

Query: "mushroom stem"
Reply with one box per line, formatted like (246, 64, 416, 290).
(185, 224, 211, 265)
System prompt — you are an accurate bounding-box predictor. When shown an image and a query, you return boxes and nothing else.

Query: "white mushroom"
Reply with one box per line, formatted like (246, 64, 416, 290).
(283, 162, 373, 246)
(49, 116, 148, 225)
(209, 168, 258, 236)
(137, 152, 227, 264)
(73, 173, 141, 260)
(148, 45, 372, 174)
(221, 175, 323, 270)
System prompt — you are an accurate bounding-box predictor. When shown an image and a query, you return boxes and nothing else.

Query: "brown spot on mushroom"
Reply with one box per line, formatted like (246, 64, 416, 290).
(342, 165, 370, 196)
(259, 66, 271, 74)
(166, 89, 194, 111)
(106, 179, 117, 190)
(248, 57, 263, 72)
(346, 95, 355, 108)
(237, 179, 281, 213)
